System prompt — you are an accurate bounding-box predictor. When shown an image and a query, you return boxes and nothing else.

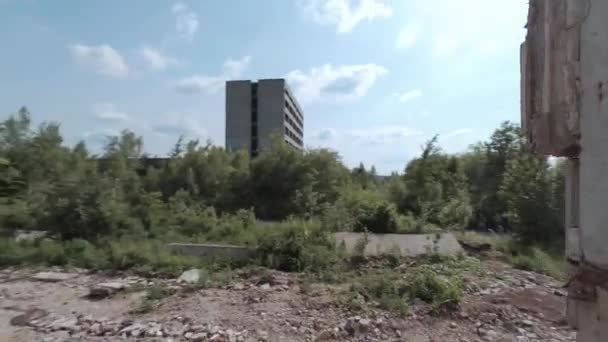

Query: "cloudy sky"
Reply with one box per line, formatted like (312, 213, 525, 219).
(0, 0, 528, 174)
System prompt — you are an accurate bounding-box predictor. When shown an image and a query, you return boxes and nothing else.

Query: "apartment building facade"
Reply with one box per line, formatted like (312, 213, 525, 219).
(225, 79, 304, 156)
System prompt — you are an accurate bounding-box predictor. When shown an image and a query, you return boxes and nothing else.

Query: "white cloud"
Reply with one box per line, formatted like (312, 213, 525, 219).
(286, 63, 387, 103)
(313, 128, 338, 141)
(394, 90, 422, 103)
(172, 2, 199, 41)
(222, 56, 252, 78)
(92, 103, 131, 122)
(174, 56, 251, 94)
(395, 24, 420, 49)
(394, 0, 526, 58)
(150, 114, 206, 138)
(140, 47, 179, 71)
(300, 0, 392, 33)
(69, 44, 129, 78)
(442, 128, 473, 140)
(349, 126, 422, 145)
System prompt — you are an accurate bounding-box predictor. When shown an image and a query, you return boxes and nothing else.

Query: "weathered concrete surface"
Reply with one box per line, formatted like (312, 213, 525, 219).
(168, 243, 257, 262)
(333, 232, 463, 257)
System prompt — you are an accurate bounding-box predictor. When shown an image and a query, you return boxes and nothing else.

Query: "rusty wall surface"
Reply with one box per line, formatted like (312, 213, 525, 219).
(521, 0, 584, 157)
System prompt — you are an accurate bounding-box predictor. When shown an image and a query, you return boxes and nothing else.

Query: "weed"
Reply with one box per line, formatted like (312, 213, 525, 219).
(510, 246, 565, 279)
(133, 284, 175, 314)
(398, 266, 463, 304)
(384, 244, 401, 268)
(349, 234, 368, 265)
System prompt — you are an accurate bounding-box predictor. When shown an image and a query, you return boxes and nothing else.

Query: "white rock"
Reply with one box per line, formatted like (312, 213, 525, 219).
(179, 269, 201, 284)
(191, 332, 208, 341)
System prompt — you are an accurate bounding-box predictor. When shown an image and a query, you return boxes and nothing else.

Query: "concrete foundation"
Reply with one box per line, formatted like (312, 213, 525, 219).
(334, 232, 463, 257)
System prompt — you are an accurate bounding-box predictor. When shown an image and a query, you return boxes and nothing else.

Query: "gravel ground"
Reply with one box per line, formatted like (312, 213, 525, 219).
(0, 260, 576, 342)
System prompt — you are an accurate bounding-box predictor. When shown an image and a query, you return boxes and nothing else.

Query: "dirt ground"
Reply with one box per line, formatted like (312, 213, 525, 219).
(0, 261, 577, 342)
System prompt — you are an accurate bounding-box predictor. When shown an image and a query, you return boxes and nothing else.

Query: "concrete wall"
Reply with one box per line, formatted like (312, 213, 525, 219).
(334, 232, 463, 257)
(578, 0, 608, 269)
(257, 79, 286, 151)
(225, 80, 252, 153)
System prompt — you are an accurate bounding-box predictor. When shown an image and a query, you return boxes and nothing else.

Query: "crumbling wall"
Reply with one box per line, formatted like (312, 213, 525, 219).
(521, 0, 583, 157)
(523, 1, 608, 341)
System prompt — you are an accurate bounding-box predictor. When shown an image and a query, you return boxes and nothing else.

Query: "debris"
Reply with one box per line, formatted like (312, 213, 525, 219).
(458, 240, 492, 253)
(87, 282, 126, 299)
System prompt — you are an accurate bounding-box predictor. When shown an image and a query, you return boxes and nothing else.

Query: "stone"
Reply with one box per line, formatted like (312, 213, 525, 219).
(256, 329, 269, 340)
(450, 322, 458, 328)
(210, 333, 226, 342)
(184, 332, 194, 339)
(31, 272, 77, 282)
(553, 289, 566, 297)
(358, 318, 371, 328)
(483, 329, 498, 340)
(88, 282, 126, 298)
(233, 282, 246, 290)
(259, 283, 271, 290)
(89, 323, 102, 335)
(191, 332, 208, 341)
(51, 316, 79, 332)
(178, 269, 201, 284)
(314, 330, 335, 341)
(520, 320, 534, 327)
(120, 323, 146, 336)
(10, 308, 48, 327)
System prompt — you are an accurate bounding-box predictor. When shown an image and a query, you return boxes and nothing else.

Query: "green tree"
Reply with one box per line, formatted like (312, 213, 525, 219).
(498, 148, 562, 244)
(398, 136, 472, 229)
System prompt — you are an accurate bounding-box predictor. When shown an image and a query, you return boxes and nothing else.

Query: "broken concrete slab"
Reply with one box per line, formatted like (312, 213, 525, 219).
(168, 243, 257, 262)
(31, 271, 77, 282)
(334, 232, 463, 257)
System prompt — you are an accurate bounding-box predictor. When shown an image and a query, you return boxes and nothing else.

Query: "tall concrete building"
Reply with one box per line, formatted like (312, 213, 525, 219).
(225, 79, 304, 156)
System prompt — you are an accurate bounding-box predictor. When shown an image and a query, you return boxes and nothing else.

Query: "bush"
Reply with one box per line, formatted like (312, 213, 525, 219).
(510, 246, 565, 279)
(63, 239, 110, 269)
(106, 238, 202, 275)
(398, 266, 463, 303)
(257, 220, 337, 272)
(349, 271, 409, 315)
(339, 187, 400, 234)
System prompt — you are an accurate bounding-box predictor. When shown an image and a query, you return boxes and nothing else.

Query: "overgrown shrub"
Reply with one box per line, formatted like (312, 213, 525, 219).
(339, 187, 400, 234)
(257, 220, 337, 272)
(349, 272, 409, 315)
(398, 266, 463, 303)
(510, 246, 565, 279)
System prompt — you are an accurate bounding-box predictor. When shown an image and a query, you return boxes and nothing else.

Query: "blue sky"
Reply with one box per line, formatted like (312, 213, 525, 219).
(0, 0, 528, 174)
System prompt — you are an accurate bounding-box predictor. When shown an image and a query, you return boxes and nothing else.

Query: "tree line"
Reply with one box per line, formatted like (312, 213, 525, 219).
(0, 107, 564, 248)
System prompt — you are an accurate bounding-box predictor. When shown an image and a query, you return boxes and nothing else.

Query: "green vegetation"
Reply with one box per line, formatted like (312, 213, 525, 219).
(0, 107, 566, 279)
(133, 283, 175, 314)
(342, 254, 480, 315)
